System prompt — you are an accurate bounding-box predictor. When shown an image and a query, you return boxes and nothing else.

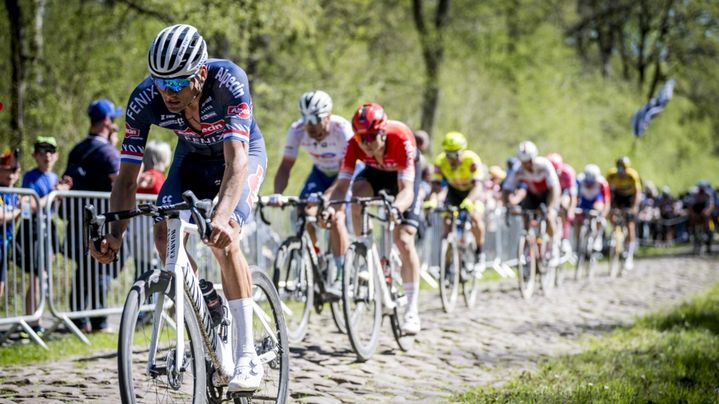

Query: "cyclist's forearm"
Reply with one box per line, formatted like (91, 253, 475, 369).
(273, 159, 293, 194)
(467, 181, 483, 202)
(110, 167, 139, 238)
(215, 142, 248, 222)
(329, 178, 350, 203)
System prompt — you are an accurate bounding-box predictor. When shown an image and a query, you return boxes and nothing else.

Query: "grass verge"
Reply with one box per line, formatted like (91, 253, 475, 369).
(0, 331, 119, 367)
(454, 282, 719, 403)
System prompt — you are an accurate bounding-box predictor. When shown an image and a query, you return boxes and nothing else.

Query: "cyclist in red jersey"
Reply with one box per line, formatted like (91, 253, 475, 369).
(326, 103, 423, 335)
(547, 153, 577, 254)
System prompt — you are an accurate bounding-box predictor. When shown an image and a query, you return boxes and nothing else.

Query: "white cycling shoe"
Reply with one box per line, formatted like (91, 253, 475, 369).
(624, 256, 634, 271)
(227, 357, 264, 392)
(402, 312, 421, 336)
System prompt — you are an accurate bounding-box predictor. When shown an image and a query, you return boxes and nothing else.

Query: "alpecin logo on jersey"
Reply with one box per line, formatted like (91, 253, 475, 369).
(227, 102, 251, 120)
(202, 119, 225, 136)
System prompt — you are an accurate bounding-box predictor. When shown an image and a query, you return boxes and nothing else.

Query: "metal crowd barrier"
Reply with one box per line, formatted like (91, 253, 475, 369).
(418, 206, 523, 288)
(0, 187, 47, 348)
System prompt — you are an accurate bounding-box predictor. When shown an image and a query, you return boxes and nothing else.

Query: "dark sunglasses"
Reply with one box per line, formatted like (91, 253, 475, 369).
(35, 145, 57, 154)
(153, 74, 196, 92)
(445, 151, 461, 159)
(360, 132, 381, 143)
(0, 166, 19, 173)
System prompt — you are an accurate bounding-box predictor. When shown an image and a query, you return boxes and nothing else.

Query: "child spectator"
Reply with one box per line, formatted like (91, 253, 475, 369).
(20, 137, 69, 335)
(136, 140, 171, 195)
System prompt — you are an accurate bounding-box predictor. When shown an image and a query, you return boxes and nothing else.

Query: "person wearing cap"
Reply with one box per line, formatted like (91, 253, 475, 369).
(62, 98, 123, 333)
(0, 149, 21, 299)
(269, 90, 355, 297)
(19, 137, 69, 335)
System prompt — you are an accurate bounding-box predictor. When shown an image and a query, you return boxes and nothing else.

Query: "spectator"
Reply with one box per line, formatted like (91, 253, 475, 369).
(136, 140, 171, 195)
(20, 137, 69, 335)
(62, 98, 123, 333)
(134, 140, 171, 281)
(0, 149, 21, 299)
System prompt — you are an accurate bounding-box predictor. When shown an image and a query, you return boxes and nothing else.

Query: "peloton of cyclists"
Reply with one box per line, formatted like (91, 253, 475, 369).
(574, 164, 611, 252)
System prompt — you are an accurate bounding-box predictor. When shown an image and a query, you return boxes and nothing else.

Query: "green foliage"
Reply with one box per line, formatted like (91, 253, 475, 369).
(454, 282, 719, 403)
(0, 0, 717, 195)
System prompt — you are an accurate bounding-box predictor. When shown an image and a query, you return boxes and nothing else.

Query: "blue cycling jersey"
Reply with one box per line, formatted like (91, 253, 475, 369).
(121, 59, 262, 163)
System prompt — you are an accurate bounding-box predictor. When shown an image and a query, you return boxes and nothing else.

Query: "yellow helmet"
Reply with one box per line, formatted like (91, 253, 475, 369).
(441, 131, 468, 152)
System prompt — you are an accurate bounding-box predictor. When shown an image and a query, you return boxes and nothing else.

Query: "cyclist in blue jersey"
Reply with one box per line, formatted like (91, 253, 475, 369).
(90, 24, 266, 392)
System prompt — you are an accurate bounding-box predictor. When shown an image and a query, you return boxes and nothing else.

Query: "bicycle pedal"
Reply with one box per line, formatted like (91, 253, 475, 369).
(227, 390, 255, 399)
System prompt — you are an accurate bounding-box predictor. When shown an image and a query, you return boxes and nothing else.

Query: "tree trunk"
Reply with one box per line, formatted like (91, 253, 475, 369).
(646, 0, 674, 100)
(412, 0, 450, 138)
(5, 0, 25, 147)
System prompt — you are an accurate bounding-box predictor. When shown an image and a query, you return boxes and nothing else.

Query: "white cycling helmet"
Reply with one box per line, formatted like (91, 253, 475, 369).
(517, 141, 538, 162)
(299, 90, 332, 124)
(584, 164, 601, 182)
(148, 24, 208, 79)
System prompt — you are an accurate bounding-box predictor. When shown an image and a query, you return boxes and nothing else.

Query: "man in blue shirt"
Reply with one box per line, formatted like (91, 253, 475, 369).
(63, 99, 123, 333)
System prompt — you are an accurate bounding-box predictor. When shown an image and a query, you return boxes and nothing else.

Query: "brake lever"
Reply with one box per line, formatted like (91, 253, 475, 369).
(83, 204, 106, 255)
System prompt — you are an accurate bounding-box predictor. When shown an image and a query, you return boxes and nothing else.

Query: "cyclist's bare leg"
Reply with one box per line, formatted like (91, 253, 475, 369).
(394, 224, 420, 324)
(350, 180, 374, 237)
(469, 208, 485, 253)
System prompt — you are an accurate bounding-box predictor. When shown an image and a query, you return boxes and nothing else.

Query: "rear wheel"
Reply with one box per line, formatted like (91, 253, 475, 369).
(574, 225, 588, 280)
(461, 236, 479, 308)
(439, 238, 460, 313)
(342, 242, 382, 362)
(272, 238, 312, 344)
(517, 233, 537, 299)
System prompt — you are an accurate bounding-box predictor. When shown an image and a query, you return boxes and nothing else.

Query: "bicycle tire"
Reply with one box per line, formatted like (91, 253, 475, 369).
(272, 237, 313, 344)
(574, 225, 588, 280)
(342, 242, 382, 362)
(461, 236, 479, 308)
(248, 268, 290, 404)
(118, 271, 206, 404)
(517, 233, 537, 299)
(609, 227, 623, 278)
(439, 238, 460, 313)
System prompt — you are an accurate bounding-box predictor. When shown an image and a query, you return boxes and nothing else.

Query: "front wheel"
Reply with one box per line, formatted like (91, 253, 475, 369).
(342, 243, 382, 362)
(272, 238, 313, 344)
(460, 236, 480, 308)
(439, 238, 460, 313)
(118, 271, 206, 403)
(517, 233, 537, 299)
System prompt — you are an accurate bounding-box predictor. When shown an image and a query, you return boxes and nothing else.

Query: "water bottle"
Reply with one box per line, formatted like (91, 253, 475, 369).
(199, 279, 223, 327)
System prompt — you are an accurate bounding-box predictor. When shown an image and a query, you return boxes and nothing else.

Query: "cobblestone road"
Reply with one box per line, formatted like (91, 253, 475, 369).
(0, 256, 717, 403)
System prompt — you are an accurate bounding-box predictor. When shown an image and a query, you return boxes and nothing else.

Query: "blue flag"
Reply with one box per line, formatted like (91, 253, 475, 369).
(631, 79, 675, 137)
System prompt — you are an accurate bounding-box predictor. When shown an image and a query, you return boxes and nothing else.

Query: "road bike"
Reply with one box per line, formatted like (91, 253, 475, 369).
(257, 195, 345, 344)
(433, 205, 482, 313)
(342, 191, 414, 362)
(85, 191, 289, 403)
(574, 208, 603, 280)
(511, 205, 556, 299)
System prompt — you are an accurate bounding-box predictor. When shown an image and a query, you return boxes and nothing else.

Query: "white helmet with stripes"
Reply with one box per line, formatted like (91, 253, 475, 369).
(299, 90, 333, 124)
(148, 24, 208, 79)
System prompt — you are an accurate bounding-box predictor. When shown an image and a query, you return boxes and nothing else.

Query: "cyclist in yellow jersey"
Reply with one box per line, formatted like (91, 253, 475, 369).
(424, 131, 485, 260)
(605, 156, 642, 269)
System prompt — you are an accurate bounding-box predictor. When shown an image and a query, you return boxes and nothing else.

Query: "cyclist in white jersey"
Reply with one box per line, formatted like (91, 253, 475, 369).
(270, 91, 354, 295)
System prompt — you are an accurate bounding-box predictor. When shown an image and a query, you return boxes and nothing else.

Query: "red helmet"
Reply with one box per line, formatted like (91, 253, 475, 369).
(352, 103, 387, 135)
(546, 153, 563, 171)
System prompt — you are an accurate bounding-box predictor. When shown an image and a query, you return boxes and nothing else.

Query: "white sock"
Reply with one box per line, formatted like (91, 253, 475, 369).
(404, 280, 420, 315)
(228, 298, 256, 367)
(628, 240, 637, 256)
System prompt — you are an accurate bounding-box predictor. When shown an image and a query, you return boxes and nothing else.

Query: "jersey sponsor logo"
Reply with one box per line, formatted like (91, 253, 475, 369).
(469, 163, 478, 173)
(124, 123, 141, 138)
(320, 152, 337, 159)
(184, 132, 224, 145)
(176, 127, 199, 137)
(201, 96, 214, 107)
(201, 111, 218, 120)
(122, 144, 145, 154)
(215, 67, 246, 98)
(227, 102, 251, 119)
(403, 140, 416, 160)
(159, 118, 185, 127)
(201, 119, 225, 136)
(126, 85, 158, 121)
